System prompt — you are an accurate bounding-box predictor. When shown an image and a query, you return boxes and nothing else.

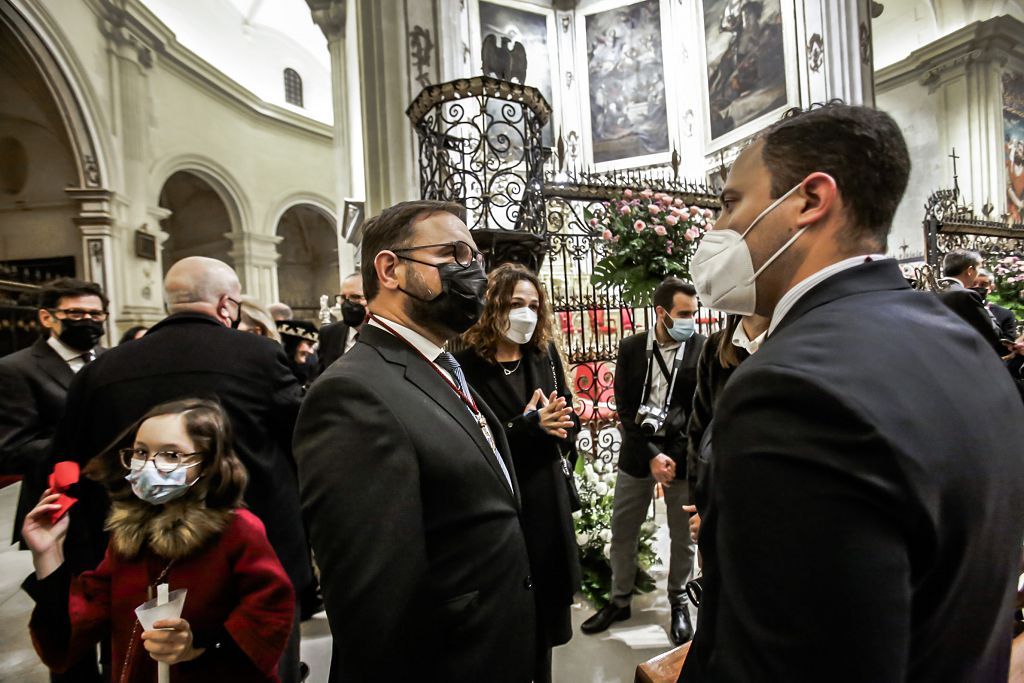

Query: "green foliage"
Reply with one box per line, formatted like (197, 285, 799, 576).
(573, 454, 660, 609)
(588, 190, 712, 307)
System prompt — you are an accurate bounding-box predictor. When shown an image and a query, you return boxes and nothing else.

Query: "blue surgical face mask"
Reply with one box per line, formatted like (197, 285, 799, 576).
(125, 460, 202, 506)
(666, 316, 696, 342)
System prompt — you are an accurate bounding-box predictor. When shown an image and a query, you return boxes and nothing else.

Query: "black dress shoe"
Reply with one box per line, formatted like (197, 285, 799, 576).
(581, 602, 631, 634)
(670, 605, 694, 645)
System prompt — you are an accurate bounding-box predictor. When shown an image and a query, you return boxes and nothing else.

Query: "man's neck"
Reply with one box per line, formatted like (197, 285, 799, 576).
(740, 316, 768, 339)
(369, 300, 447, 347)
(955, 275, 973, 289)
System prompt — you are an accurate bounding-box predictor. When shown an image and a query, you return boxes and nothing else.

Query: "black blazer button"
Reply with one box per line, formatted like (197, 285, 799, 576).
(524, 576, 533, 590)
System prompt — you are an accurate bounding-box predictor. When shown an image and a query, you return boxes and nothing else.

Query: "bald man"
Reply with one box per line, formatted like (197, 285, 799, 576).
(50, 256, 310, 682)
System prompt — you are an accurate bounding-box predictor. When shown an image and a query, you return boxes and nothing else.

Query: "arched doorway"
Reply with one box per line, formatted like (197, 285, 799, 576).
(275, 204, 338, 319)
(158, 170, 235, 273)
(0, 12, 80, 279)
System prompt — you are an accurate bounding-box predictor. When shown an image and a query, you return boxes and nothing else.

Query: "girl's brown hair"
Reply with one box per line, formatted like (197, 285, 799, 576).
(716, 315, 744, 369)
(86, 397, 248, 509)
(462, 263, 555, 362)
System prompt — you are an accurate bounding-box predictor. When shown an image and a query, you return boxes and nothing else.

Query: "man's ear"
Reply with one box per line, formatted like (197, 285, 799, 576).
(795, 172, 838, 230)
(38, 308, 55, 331)
(375, 251, 402, 292)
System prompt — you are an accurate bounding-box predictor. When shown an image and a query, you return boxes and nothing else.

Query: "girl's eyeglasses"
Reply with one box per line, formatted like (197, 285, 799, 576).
(119, 448, 203, 474)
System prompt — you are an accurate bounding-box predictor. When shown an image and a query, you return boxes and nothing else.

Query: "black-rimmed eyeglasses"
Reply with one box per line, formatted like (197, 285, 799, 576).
(391, 241, 485, 269)
(49, 308, 109, 322)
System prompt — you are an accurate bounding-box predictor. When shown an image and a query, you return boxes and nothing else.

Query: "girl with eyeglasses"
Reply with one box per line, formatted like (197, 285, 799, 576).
(21, 398, 295, 682)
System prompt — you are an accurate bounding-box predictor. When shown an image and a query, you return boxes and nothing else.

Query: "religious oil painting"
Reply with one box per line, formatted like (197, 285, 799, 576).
(583, 0, 669, 165)
(702, 0, 788, 143)
(1004, 71, 1024, 224)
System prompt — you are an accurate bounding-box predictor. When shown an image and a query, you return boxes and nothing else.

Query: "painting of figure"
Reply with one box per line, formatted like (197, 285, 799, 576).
(1004, 71, 1024, 224)
(585, 0, 669, 164)
(479, 1, 554, 145)
(703, 0, 787, 141)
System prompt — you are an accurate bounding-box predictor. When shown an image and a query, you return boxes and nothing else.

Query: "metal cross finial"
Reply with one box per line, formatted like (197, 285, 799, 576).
(949, 148, 961, 197)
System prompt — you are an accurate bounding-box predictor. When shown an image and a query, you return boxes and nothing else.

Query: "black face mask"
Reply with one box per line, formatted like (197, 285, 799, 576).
(971, 286, 990, 300)
(58, 319, 104, 352)
(400, 261, 487, 334)
(341, 300, 367, 327)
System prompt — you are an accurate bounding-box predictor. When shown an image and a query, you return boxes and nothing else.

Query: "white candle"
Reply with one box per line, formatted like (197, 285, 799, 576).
(156, 583, 170, 683)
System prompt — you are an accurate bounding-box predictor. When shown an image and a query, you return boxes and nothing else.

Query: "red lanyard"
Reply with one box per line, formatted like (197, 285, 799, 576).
(370, 314, 480, 415)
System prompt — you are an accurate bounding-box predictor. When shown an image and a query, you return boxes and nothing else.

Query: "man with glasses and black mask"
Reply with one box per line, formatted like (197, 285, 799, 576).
(0, 278, 108, 682)
(680, 103, 1024, 682)
(294, 200, 536, 683)
(51, 256, 311, 683)
(316, 271, 368, 376)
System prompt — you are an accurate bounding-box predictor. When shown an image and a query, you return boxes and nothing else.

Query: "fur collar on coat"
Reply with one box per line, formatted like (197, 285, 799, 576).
(105, 498, 233, 561)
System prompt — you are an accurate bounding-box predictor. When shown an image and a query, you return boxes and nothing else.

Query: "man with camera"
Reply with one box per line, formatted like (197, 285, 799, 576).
(581, 278, 705, 645)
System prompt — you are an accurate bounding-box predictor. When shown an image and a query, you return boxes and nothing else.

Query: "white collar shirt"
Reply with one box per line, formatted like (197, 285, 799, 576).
(768, 254, 889, 336)
(367, 316, 454, 384)
(731, 323, 767, 355)
(344, 326, 359, 353)
(47, 335, 92, 373)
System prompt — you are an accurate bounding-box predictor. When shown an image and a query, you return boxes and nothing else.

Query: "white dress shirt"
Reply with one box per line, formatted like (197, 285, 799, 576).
(731, 322, 767, 354)
(768, 254, 890, 336)
(47, 336, 92, 373)
(344, 326, 358, 353)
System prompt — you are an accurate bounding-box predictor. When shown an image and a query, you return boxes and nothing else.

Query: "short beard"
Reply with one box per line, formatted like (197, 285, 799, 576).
(403, 266, 457, 342)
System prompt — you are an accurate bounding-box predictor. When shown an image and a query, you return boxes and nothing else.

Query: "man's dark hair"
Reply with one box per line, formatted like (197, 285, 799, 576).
(360, 200, 467, 301)
(942, 249, 982, 278)
(759, 101, 911, 252)
(653, 277, 697, 311)
(38, 278, 108, 311)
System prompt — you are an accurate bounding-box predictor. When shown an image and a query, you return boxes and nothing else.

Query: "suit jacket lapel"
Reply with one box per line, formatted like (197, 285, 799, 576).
(360, 326, 516, 498)
(32, 338, 73, 389)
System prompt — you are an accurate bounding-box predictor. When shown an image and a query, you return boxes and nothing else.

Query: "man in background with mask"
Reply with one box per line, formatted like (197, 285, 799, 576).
(683, 103, 1024, 682)
(582, 277, 705, 646)
(0, 278, 107, 682)
(316, 271, 367, 376)
(51, 256, 310, 683)
(294, 200, 536, 682)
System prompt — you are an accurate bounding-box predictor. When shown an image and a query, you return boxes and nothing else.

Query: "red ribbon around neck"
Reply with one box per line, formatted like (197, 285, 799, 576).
(48, 461, 79, 524)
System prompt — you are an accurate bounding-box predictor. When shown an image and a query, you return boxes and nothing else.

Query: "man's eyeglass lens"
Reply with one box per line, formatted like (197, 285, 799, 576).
(119, 448, 198, 473)
(396, 242, 484, 268)
(52, 309, 108, 322)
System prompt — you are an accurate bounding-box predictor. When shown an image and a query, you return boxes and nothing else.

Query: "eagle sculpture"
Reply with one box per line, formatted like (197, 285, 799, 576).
(482, 34, 528, 83)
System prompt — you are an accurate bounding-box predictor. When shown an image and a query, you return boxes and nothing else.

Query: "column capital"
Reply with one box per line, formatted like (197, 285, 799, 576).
(307, 0, 346, 42)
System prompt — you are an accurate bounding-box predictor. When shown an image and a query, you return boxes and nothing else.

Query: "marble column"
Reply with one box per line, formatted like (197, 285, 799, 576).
(796, 0, 876, 106)
(308, 0, 360, 278)
(227, 232, 283, 304)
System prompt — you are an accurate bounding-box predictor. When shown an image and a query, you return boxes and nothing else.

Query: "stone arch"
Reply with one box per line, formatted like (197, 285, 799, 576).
(150, 155, 250, 237)
(157, 170, 240, 274)
(1, 1, 111, 190)
(274, 202, 340, 317)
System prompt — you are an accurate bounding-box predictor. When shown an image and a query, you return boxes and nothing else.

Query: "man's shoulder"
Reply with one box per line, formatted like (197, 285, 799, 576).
(0, 342, 39, 371)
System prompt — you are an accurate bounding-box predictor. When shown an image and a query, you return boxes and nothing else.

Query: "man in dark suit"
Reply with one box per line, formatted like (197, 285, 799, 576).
(935, 250, 1007, 356)
(975, 267, 1018, 339)
(294, 200, 536, 682)
(683, 103, 1024, 682)
(53, 256, 310, 683)
(0, 278, 107, 683)
(0, 278, 108, 547)
(582, 278, 705, 645)
(315, 271, 366, 376)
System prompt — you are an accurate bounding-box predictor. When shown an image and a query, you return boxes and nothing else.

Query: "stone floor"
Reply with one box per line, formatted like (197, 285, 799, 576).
(0, 482, 688, 682)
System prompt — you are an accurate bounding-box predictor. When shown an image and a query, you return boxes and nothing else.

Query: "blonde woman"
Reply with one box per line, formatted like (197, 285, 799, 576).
(238, 296, 282, 344)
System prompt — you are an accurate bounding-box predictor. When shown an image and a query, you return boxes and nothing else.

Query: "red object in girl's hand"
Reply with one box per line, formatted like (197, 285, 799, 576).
(48, 461, 80, 524)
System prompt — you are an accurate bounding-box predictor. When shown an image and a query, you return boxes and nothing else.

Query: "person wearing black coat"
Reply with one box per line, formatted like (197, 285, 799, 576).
(315, 272, 367, 377)
(456, 263, 581, 683)
(935, 250, 1006, 356)
(582, 278, 706, 646)
(682, 104, 1024, 682)
(293, 201, 536, 683)
(683, 314, 767, 519)
(0, 278, 108, 683)
(51, 257, 310, 683)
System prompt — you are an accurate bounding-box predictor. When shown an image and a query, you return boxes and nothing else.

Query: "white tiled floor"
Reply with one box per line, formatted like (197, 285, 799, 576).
(0, 483, 686, 683)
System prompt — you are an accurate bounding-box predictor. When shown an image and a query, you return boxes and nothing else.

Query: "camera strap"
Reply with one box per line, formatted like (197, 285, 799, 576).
(639, 329, 686, 411)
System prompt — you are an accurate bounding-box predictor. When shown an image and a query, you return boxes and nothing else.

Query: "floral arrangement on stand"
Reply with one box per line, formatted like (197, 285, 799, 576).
(573, 454, 658, 608)
(588, 189, 714, 307)
(991, 256, 1024, 319)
